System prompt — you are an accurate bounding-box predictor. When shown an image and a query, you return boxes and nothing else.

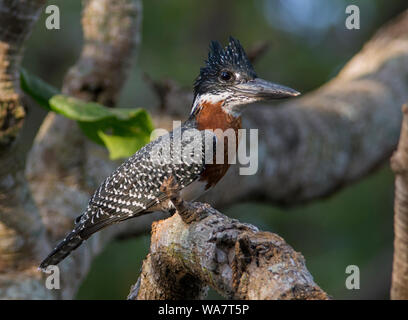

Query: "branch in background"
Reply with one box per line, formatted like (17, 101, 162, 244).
(0, 0, 143, 299)
(390, 103, 408, 300)
(62, 0, 141, 106)
(153, 10, 408, 208)
(246, 40, 270, 64)
(130, 178, 329, 300)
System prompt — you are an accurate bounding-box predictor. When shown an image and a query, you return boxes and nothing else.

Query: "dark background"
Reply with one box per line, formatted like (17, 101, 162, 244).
(24, 0, 408, 299)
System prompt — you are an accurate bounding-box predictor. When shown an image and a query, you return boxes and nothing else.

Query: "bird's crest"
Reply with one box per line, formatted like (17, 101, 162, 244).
(194, 37, 257, 97)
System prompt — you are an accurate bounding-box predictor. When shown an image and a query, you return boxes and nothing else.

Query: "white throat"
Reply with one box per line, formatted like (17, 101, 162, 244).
(191, 92, 248, 118)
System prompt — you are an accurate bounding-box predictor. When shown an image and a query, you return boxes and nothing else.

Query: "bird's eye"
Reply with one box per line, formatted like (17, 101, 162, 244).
(220, 71, 233, 82)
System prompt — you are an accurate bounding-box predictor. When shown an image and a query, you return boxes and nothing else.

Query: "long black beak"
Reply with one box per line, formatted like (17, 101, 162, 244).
(235, 78, 300, 100)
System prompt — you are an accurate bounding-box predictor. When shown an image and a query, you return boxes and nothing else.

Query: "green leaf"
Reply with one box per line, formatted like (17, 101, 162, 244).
(21, 70, 154, 160)
(49, 95, 113, 121)
(50, 94, 154, 159)
(20, 68, 59, 110)
(98, 131, 150, 160)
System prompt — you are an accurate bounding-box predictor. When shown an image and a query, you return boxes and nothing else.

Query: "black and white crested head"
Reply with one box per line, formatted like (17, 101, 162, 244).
(192, 37, 300, 116)
(194, 37, 257, 98)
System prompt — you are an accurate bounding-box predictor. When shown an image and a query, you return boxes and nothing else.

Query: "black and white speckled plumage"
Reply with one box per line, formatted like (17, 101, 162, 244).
(39, 38, 253, 270)
(39, 118, 216, 269)
(39, 36, 297, 270)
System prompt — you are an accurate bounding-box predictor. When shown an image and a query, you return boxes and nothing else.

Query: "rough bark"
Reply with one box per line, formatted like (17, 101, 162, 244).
(390, 103, 408, 300)
(0, 0, 52, 299)
(130, 181, 329, 300)
(0, 0, 46, 149)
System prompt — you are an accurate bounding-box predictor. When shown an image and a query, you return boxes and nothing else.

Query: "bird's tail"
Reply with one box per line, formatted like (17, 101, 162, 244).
(39, 230, 83, 270)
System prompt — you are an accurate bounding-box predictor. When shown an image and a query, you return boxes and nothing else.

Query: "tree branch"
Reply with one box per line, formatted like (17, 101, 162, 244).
(154, 10, 408, 208)
(129, 199, 329, 300)
(129, 177, 329, 300)
(390, 103, 408, 299)
(0, 0, 50, 294)
(0, 0, 46, 149)
(0, 0, 143, 299)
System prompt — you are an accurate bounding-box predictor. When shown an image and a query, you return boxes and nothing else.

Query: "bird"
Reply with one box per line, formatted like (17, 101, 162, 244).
(39, 37, 300, 270)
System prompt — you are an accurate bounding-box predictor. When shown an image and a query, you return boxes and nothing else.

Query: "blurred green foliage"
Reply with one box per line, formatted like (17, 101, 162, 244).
(23, 0, 407, 299)
(20, 69, 59, 108)
(21, 71, 153, 159)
